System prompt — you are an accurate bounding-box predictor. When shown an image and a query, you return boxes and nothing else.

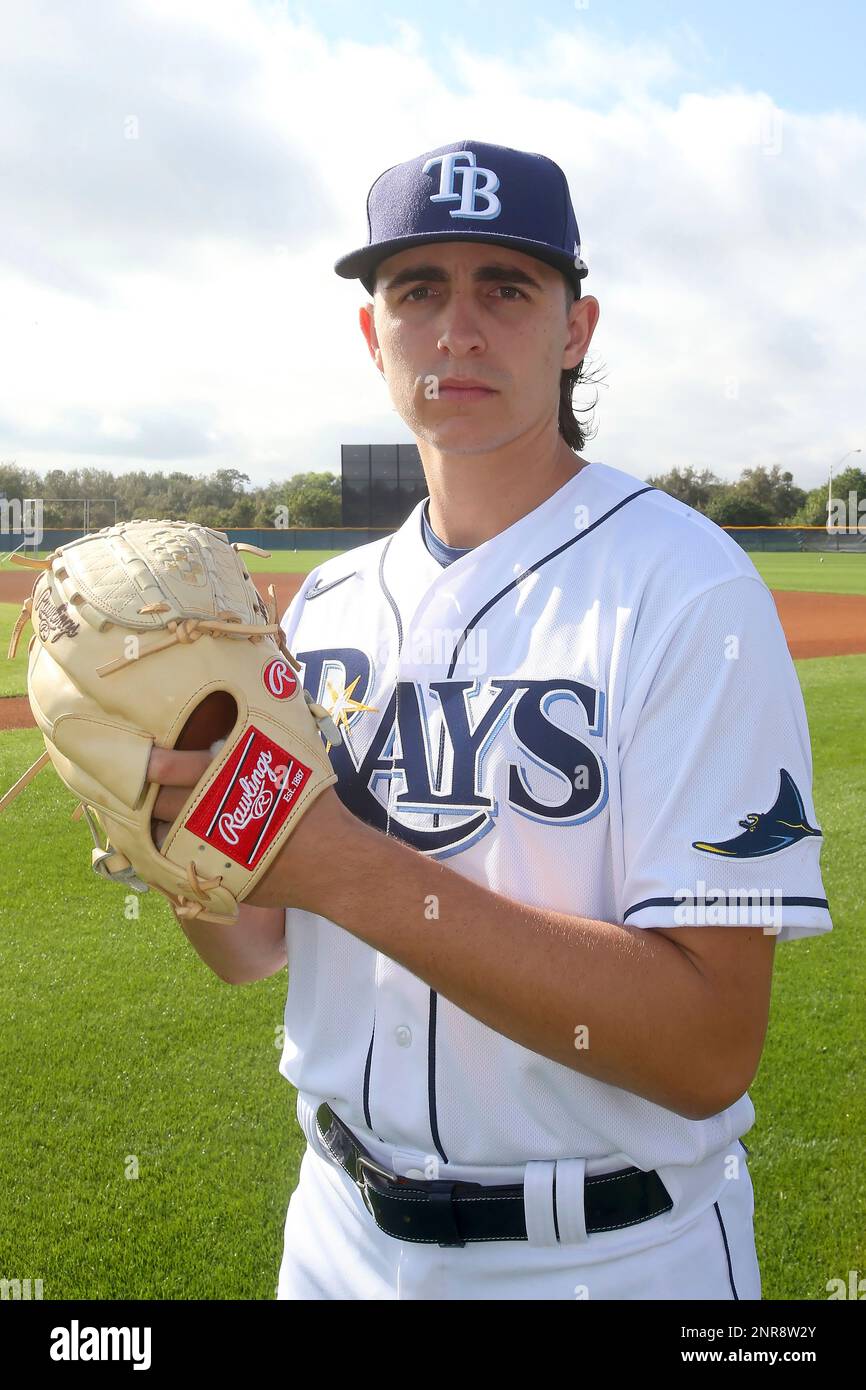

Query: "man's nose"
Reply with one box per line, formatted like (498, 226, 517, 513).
(436, 291, 487, 354)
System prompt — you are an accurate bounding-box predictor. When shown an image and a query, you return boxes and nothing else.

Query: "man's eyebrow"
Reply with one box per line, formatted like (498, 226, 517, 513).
(380, 262, 546, 293)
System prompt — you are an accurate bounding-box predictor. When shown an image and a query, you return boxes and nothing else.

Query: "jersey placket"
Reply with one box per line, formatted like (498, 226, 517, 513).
(362, 583, 449, 1160)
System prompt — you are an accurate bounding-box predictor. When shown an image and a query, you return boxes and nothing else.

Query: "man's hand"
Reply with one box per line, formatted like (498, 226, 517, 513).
(149, 745, 215, 850)
(147, 743, 354, 912)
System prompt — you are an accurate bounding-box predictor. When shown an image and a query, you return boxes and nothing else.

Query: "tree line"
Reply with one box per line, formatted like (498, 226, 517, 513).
(1, 460, 863, 530)
(0, 465, 342, 529)
(643, 463, 866, 526)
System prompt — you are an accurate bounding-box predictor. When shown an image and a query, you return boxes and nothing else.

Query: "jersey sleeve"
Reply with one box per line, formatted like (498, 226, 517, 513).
(616, 575, 832, 941)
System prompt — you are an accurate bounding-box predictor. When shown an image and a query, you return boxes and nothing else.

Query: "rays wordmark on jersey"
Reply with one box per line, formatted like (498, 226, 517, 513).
(298, 646, 608, 855)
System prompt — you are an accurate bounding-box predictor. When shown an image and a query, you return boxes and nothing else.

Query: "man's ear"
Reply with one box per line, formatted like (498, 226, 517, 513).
(359, 301, 384, 371)
(563, 295, 599, 372)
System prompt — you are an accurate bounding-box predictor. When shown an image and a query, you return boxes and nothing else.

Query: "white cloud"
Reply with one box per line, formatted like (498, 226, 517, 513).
(465, 24, 684, 105)
(0, 0, 862, 490)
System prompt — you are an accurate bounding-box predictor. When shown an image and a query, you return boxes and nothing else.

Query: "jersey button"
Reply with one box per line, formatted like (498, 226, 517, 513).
(394, 1025, 412, 1048)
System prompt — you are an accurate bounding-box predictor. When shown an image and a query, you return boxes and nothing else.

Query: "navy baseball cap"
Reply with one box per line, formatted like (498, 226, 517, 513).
(334, 139, 589, 298)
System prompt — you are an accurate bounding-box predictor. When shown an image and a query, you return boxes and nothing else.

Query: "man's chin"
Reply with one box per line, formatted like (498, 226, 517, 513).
(416, 429, 514, 458)
(412, 406, 506, 440)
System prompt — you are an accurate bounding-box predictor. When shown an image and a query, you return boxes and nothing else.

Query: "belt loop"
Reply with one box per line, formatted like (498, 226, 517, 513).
(523, 1160, 559, 1247)
(554, 1157, 589, 1245)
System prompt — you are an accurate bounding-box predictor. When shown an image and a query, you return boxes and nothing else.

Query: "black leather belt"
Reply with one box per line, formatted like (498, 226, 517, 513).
(315, 1103, 673, 1248)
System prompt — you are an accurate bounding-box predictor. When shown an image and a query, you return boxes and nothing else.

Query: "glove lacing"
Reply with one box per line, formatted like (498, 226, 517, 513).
(96, 611, 301, 678)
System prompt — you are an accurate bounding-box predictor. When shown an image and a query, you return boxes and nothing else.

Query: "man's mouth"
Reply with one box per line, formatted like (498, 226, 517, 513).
(435, 377, 498, 401)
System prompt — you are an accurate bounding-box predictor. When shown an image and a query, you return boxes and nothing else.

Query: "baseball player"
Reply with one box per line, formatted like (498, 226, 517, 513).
(151, 140, 832, 1300)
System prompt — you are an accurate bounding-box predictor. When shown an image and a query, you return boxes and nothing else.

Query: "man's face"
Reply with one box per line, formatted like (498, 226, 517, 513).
(359, 241, 598, 455)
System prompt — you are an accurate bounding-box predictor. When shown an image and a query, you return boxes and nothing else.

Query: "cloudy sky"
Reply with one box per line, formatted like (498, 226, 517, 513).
(1, 0, 864, 490)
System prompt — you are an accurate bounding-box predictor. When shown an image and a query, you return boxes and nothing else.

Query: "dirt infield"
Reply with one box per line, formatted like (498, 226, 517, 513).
(772, 591, 866, 659)
(0, 570, 863, 731)
(0, 697, 30, 729)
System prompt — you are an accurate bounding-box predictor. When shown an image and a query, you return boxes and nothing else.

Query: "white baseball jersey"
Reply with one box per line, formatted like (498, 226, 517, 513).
(277, 461, 832, 1174)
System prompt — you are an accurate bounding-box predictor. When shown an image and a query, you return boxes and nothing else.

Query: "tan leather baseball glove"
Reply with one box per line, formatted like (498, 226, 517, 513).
(0, 520, 341, 925)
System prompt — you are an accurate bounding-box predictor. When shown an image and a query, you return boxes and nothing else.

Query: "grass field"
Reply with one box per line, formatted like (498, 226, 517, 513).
(748, 551, 866, 596)
(6, 544, 866, 592)
(746, 655, 866, 1298)
(0, 603, 30, 697)
(230, 548, 342, 574)
(0, 653, 862, 1300)
(0, 745, 293, 1299)
(0, 548, 343, 575)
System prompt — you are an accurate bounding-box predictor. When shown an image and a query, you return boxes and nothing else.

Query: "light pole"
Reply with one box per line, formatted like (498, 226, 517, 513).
(827, 448, 862, 530)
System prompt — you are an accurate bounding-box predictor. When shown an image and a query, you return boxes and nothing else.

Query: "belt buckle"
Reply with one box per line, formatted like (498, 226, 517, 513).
(354, 1155, 471, 1247)
(354, 1151, 407, 1215)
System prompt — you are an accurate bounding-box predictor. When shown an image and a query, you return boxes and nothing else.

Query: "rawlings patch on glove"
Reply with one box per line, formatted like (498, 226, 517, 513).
(0, 520, 341, 925)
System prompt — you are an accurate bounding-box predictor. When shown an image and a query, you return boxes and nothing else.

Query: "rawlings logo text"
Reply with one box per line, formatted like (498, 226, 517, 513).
(217, 750, 303, 845)
(185, 726, 314, 870)
(36, 590, 80, 643)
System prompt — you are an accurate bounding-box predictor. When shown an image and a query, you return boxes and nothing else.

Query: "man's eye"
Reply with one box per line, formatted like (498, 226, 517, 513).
(402, 285, 526, 302)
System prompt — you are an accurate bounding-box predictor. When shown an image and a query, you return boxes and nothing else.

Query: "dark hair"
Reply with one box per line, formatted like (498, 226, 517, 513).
(559, 281, 599, 454)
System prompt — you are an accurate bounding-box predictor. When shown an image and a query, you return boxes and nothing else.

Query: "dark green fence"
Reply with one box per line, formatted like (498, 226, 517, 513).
(723, 527, 866, 553)
(0, 526, 394, 554)
(3, 524, 866, 557)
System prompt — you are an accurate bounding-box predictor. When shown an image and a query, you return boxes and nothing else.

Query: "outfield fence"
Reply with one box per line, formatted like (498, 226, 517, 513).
(0, 526, 394, 555)
(2, 524, 865, 557)
(723, 527, 866, 552)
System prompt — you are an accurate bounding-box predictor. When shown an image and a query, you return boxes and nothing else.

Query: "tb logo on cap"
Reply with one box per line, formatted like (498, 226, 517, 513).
(423, 151, 502, 221)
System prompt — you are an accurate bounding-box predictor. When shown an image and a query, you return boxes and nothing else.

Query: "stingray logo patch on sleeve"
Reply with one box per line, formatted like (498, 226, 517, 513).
(185, 726, 312, 869)
(692, 768, 822, 859)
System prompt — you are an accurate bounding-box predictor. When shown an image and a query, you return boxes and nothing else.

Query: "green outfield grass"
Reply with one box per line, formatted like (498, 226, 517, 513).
(748, 550, 866, 596)
(8, 543, 866, 592)
(745, 654, 866, 1299)
(0, 547, 344, 575)
(0, 732, 296, 1299)
(0, 654, 862, 1299)
(0, 603, 30, 697)
(232, 547, 344, 573)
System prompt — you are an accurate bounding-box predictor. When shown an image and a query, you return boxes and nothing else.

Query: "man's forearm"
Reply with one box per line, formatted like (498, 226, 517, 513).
(172, 901, 287, 984)
(254, 808, 738, 1119)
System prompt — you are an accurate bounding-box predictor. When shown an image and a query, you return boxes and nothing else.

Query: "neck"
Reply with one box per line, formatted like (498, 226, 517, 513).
(419, 426, 588, 549)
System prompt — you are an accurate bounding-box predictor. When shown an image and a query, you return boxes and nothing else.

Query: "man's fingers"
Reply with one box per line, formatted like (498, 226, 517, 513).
(152, 785, 195, 823)
(148, 746, 214, 787)
(148, 743, 221, 831)
(152, 819, 171, 851)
